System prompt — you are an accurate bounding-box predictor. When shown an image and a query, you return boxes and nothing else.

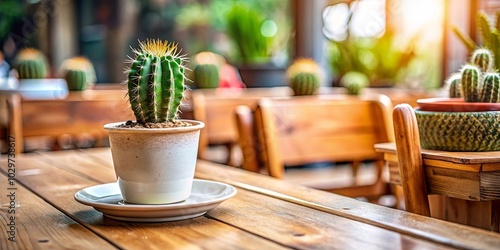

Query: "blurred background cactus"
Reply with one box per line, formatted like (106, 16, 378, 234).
(286, 58, 323, 96)
(59, 57, 96, 91)
(126, 39, 187, 124)
(340, 71, 370, 95)
(188, 51, 224, 89)
(193, 64, 220, 89)
(453, 10, 500, 71)
(13, 48, 49, 79)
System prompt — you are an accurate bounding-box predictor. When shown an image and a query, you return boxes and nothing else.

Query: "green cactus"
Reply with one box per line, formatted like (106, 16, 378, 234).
(59, 56, 96, 91)
(340, 71, 369, 95)
(126, 39, 187, 124)
(286, 58, 323, 96)
(193, 64, 220, 89)
(447, 73, 462, 98)
(453, 11, 500, 71)
(471, 48, 494, 72)
(13, 48, 49, 79)
(461, 64, 482, 102)
(481, 73, 500, 102)
(289, 73, 319, 96)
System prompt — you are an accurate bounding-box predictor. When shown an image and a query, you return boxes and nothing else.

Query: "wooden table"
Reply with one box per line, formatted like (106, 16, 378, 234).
(375, 142, 500, 232)
(1, 148, 500, 249)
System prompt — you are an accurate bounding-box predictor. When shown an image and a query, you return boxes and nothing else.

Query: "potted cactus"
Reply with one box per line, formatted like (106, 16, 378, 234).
(13, 48, 49, 79)
(286, 58, 324, 96)
(415, 48, 500, 151)
(58, 56, 96, 91)
(103, 39, 205, 205)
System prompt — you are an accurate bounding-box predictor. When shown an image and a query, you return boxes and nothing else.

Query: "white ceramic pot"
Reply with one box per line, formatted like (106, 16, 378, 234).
(103, 120, 205, 204)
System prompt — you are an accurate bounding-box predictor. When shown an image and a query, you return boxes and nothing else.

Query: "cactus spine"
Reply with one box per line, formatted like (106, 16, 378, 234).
(60, 56, 96, 91)
(193, 64, 220, 88)
(14, 48, 49, 79)
(461, 65, 482, 102)
(481, 73, 500, 102)
(127, 39, 187, 124)
(471, 48, 494, 72)
(286, 58, 323, 96)
(447, 73, 462, 98)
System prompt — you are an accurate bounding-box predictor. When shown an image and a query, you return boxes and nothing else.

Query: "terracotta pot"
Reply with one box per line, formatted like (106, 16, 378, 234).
(103, 120, 205, 204)
(415, 98, 500, 151)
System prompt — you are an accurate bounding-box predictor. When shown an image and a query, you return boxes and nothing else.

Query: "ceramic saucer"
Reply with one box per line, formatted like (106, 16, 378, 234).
(74, 179, 237, 222)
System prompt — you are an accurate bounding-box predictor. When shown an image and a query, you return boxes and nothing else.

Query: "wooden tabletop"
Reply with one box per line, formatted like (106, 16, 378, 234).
(1, 148, 500, 249)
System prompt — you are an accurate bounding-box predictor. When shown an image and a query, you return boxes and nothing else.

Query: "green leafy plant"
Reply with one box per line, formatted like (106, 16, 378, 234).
(286, 58, 323, 96)
(328, 30, 416, 87)
(59, 56, 96, 91)
(13, 48, 49, 79)
(225, 3, 271, 64)
(126, 39, 188, 124)
(453, 11, 500, 71)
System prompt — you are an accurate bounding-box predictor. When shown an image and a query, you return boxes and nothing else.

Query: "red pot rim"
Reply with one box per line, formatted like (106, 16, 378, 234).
(417, 97, 500, 112)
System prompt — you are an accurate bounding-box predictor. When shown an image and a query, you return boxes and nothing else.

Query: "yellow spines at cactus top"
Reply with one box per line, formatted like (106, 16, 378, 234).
(14, 48, 49, 79)
(59, 56, 96, 91)
(286, 58, 324, 95)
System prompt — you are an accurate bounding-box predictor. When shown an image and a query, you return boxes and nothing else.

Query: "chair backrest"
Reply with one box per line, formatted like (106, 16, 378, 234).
(6, 89, 134, 153)
(392, 103, 431, 216)
(191, 87, 292, 165)
(254, 94, 394, 178)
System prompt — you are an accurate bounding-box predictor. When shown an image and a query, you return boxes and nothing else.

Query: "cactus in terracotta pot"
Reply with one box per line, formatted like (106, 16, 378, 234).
(286, 58, 323, 96)
(126, 39, 188, 124)
(13, 48, 49, 79)
(59, 56, 96, 91)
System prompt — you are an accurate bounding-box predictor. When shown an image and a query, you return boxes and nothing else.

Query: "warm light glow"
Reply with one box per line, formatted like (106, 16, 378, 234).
(391, 0, 444, 43)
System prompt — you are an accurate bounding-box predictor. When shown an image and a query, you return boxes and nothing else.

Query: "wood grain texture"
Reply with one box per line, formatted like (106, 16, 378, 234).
(392, 104, 430, 217)
(6, 90, 135, 153)
(2, 149, 500, 249)
(191, 87, 292, 166)
(0, 172, 116, 250)
(254, 94, 394, 201)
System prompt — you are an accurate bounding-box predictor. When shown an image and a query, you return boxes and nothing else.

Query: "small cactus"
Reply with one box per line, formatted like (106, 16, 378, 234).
(126, 39, 188, 124)
(13, 48, 49, 79)
(447, 73, 462, 98)
(59, 57, 96, 91)
(340, 71, 369, 95)
(461, 64, 482, 102)
(286, 58, 323, 96)
(193, 64, 220, 89)
(481, 73, 500, 102)
(471, 48, 494, 72)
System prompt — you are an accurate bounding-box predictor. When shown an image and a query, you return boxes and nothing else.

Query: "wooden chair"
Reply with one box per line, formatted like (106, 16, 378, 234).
(4, 89, 134, 153)
(251, 94, 395, 201)
(392, 103, 432, 216)
(191, 87, 292, 166)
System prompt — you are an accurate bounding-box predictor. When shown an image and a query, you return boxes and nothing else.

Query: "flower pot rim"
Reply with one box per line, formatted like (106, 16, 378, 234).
(417, 97, 500, 112)
(103, 120, 205, 133)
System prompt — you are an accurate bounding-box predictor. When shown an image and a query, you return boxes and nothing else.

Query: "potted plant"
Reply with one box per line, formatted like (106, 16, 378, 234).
(285, 58, 324, 96)
(58, 56, 96, 91)
(103, 39, 205, 204)
(225, 2, 290, 88)
(415, 48, 500, 151)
